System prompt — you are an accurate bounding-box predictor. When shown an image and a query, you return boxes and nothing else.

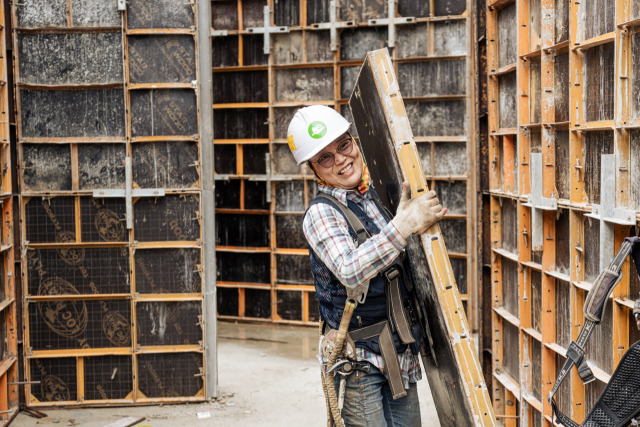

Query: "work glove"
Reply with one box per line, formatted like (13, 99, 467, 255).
(391, 182, 446, 239)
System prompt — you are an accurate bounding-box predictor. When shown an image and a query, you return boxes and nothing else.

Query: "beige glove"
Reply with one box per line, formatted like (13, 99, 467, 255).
(391, 182, 446, 239)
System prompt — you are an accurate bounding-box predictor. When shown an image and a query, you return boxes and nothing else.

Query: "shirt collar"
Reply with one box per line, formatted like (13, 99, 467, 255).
(317, 184, 371, 207)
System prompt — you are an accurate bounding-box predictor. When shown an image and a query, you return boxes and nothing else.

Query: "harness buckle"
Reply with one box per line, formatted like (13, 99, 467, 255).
(384, 267, 400, 282)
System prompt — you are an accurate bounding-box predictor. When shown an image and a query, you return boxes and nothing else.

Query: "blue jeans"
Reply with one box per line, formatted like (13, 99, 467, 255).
(334, 364, 421, 426)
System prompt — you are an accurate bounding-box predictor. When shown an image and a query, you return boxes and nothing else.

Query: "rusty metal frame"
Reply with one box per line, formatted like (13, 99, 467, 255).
(0, 0, 18, 422)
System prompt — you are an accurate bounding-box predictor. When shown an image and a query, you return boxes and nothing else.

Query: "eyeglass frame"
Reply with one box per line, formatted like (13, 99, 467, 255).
(308, 134, 355, 168)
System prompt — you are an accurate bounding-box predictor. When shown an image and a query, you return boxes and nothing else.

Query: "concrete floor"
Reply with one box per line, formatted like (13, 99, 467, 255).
(11, 322, 440, 426)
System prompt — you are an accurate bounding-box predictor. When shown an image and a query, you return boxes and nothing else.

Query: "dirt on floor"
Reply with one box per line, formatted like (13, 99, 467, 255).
(10, 322, 440, 426)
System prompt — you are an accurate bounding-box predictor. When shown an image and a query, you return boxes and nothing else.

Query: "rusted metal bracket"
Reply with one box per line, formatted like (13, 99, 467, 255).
(93, 157, 165, 229)
(310, 1, 354, 51)
(246, 6, 289, 55)
(247, 153, 292, 203)
(585, 154, 635, 271)
(522, 153, 557, 251)
(367, 0, 415, 48)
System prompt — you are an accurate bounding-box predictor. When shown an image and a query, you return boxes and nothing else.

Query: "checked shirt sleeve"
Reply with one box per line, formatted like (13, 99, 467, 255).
(303, 203, 407, 289)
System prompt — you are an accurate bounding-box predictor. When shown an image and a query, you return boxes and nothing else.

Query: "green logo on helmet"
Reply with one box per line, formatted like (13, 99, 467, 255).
(308, 121, 327, 139)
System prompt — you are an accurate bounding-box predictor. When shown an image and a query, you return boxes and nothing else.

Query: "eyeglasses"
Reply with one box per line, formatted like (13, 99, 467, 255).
(311, 137, 354, 168)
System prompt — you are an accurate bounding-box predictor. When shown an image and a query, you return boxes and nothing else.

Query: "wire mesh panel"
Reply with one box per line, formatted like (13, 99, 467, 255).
(15, 0, 203, 406)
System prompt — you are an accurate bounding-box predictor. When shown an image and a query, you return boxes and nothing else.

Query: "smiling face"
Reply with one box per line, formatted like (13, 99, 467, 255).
(309, 133, 363, 189)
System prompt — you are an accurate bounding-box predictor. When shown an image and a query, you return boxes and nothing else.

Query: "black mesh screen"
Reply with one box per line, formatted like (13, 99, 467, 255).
(84, 355, 133, 400)
(138, 353, 203, 398)
(135, 248, 201, 293)
(25, 197, 76, 243)
(30, 299, 131, 350)
(30, 358, 77, 402)
(133, 195, 200, 242)
(27, 248, 130, 295)
(80, 197, 127, 243)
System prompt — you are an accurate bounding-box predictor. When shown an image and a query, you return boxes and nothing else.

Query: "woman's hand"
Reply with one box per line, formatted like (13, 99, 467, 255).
(391, 182, 447, 239)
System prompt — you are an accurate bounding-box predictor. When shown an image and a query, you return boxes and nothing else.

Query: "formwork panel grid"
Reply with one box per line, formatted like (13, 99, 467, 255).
(488, 0, 640, 424)
(14, 0, 205, 407)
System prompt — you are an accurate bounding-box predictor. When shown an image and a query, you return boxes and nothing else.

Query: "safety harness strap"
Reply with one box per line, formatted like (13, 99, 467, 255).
(550, 399, 582, 427)
(385, 267, 415, 344)
(315, 193, 369, 246)
(548, 236, 640, 426)
(349, 321, 407, 399)
(313, 192, 416, 344)
(313, 191, 416, 401)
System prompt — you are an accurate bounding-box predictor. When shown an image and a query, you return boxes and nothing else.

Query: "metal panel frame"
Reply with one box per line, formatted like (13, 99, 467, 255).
(14, 0, 206, 406)
(487, 0, 640, 424)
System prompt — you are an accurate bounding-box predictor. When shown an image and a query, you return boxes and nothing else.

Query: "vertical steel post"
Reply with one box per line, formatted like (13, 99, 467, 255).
(197, 0, 217, 399)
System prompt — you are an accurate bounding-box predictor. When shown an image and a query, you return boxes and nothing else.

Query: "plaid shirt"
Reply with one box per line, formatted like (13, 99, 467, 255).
(304, 184, 422, 387)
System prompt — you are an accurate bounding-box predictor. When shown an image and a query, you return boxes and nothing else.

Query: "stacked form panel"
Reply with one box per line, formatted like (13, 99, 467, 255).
(15, 0, 205, 406)
(487, 0, 640, 425)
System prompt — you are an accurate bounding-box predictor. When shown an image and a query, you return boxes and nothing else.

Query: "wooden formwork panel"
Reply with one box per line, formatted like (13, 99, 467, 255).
(212, 0, 479, 329)
(487, 0, 640, 424)
(14, 0, 204, 407)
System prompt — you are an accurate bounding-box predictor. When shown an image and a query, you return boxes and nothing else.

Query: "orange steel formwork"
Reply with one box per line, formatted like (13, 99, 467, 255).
(486, 0, 640, 425)
(0, 0, 18, 422)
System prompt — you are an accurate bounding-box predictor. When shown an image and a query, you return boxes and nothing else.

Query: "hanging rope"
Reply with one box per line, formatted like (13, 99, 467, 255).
(320, 299, 356, 427)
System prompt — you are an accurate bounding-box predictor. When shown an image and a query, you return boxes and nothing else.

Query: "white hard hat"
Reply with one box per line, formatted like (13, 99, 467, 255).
(287, 105, 351, 166)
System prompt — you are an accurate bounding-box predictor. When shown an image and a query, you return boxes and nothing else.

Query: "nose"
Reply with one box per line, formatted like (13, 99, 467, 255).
(333, 151, 348, 166)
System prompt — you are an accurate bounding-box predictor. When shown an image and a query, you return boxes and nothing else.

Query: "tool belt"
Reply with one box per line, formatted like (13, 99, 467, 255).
(321, 265, 417, 400)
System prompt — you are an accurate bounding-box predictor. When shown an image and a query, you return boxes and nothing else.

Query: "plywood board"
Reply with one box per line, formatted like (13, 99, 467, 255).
(71, 0, 121, 26)
(20, 89, 125, 138)
(275, 68, 333, 102)
(18, 33, 123, 85)
(584, 0, 614, 41)
(398, 60, 466, 97)
(128, 36, 196, 84)
(349, 49, 494, 427)
(584, 44, 615, 122)
(127, 0, 193, 29)
(130, 90, 198, 137)
(498, 4, 517, 68)
(78, 144, 126, 190)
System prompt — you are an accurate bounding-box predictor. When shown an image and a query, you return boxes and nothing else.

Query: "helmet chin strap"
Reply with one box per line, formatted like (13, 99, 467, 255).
(307, 161, 371, 194)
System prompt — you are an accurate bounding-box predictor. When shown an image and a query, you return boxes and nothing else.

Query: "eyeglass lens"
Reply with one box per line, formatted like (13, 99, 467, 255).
(317, 138, 354, 168)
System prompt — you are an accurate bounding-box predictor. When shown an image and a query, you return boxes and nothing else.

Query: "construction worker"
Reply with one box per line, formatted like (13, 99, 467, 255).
(287, 105, 446, 426)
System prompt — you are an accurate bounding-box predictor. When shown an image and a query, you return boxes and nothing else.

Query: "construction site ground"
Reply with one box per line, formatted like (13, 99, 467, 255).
(10, 321, 440, 426)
